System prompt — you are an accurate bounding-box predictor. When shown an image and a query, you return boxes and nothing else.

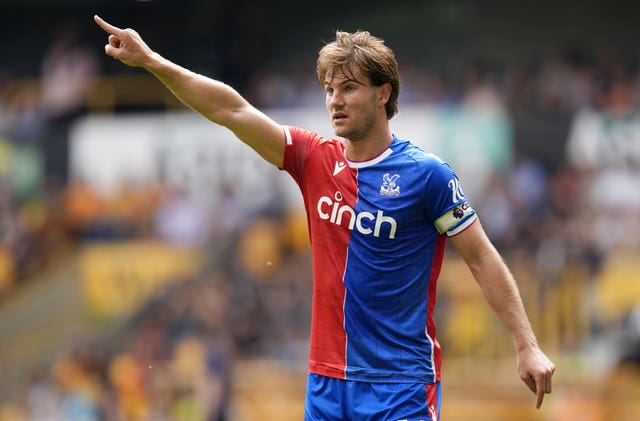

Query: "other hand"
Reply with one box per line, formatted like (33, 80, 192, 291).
(518, 345, 556, 409)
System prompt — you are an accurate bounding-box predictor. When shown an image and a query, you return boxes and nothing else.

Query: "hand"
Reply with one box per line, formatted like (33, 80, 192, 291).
(93, 15, 154, 68)
(517, 345, 556, 409)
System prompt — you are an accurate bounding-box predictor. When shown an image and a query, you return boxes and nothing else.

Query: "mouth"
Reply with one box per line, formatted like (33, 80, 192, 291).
(332, 112, 348, 124)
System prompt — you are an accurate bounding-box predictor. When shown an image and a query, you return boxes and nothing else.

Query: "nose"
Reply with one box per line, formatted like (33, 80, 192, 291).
(327, 90, 344, 109)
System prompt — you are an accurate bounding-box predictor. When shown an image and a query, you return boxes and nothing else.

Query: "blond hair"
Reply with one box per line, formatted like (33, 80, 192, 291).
(317, 30, 400, 119)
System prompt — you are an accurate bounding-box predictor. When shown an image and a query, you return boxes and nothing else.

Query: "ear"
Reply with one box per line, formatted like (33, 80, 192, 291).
(377, 82, 392, 106)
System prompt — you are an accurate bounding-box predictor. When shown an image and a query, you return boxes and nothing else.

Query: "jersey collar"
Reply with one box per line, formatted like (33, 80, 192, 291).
(345, 136, 397, 169)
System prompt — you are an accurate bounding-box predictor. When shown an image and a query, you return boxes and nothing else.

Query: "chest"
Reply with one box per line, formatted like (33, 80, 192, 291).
(302, 151, 426, 240)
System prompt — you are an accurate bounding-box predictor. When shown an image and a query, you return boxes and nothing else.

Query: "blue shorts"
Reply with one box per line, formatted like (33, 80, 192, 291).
(304, 373, 441, 421)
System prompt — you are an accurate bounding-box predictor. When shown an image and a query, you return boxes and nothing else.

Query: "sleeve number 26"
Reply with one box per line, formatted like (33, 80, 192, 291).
(448, 178, 466, 203)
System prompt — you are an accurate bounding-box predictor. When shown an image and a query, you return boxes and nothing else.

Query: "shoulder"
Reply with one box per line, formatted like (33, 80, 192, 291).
(391, 137, 451, 173)
(281, 126, 345, 174)
(285, 126, 340, 147)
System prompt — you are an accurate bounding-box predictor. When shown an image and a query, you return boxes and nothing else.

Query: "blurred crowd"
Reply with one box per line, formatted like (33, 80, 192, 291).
(12, 279, 234, 421)
(1, 24, 640, 420)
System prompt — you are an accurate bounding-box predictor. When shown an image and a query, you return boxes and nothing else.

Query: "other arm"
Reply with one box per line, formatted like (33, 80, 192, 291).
(449, 220, 556, 409)
(93, 15, 284, 167)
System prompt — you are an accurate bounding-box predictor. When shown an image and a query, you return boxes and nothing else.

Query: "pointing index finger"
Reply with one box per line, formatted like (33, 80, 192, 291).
(94, 15, 123, 36)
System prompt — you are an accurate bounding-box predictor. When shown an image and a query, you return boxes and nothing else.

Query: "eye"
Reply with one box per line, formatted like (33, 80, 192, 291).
(325, 87, 334, 95)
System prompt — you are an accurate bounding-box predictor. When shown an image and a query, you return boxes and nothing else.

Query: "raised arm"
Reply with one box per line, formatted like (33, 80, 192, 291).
(94, 15, 285, 167)
(449, 220, 556, 409)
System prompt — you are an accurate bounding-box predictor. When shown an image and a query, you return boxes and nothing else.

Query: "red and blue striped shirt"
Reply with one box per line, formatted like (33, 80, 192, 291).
(281, 126, 476, 384)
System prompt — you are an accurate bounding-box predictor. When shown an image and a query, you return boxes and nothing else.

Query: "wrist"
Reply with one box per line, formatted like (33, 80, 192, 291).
(143, 51, 165, 72)
(515, 337, 539, 353)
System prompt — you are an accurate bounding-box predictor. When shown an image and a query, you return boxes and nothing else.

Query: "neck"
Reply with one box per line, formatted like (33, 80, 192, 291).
(344, 125, 393, 163)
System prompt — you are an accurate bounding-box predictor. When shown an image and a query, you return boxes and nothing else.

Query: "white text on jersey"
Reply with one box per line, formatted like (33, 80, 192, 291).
(316, 191, 397, 239)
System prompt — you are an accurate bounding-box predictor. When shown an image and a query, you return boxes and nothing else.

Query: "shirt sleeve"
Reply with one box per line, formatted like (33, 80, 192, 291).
(279, 126, 324, 187)
(422, 154, 477, 237)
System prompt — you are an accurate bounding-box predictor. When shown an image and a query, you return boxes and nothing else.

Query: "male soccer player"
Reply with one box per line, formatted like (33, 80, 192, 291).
(94, 15, 555, 420)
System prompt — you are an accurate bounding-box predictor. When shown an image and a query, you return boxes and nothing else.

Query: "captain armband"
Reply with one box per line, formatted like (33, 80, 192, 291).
(434, 201, 477, 237)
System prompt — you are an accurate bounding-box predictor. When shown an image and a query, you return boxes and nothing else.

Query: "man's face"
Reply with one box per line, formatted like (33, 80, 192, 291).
(324, 66, 380, 141)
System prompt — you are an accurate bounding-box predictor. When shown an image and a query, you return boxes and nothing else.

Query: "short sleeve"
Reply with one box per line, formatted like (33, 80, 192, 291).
(279, 126, 324, 187)
(422, 154, 477, 237)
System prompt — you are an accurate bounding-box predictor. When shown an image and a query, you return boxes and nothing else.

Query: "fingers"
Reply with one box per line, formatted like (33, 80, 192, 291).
(531, 367, 554, 409)
(95, 16, 125, 60)
(94, 16, 148, 68)
(104, 35, 120, 59)
(108, 35, 121, 48)
(104, 46, 120, 60)
(545, 368, 553, 394)
(534, 374, 545, 409)
(518, 349, 556, 410)
(522, 374, 536, 394)
(94, 15, 123, 36)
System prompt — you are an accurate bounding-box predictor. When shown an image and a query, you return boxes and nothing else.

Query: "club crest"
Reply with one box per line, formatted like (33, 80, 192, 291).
(380, 173, 400, 196)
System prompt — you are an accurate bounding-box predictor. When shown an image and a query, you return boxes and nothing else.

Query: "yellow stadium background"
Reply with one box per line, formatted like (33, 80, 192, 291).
(2, 1, 640, 420)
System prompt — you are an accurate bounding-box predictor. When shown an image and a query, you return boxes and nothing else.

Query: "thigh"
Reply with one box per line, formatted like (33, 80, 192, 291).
(348, 381, 441, 421)
(304, 373, 346, 421)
